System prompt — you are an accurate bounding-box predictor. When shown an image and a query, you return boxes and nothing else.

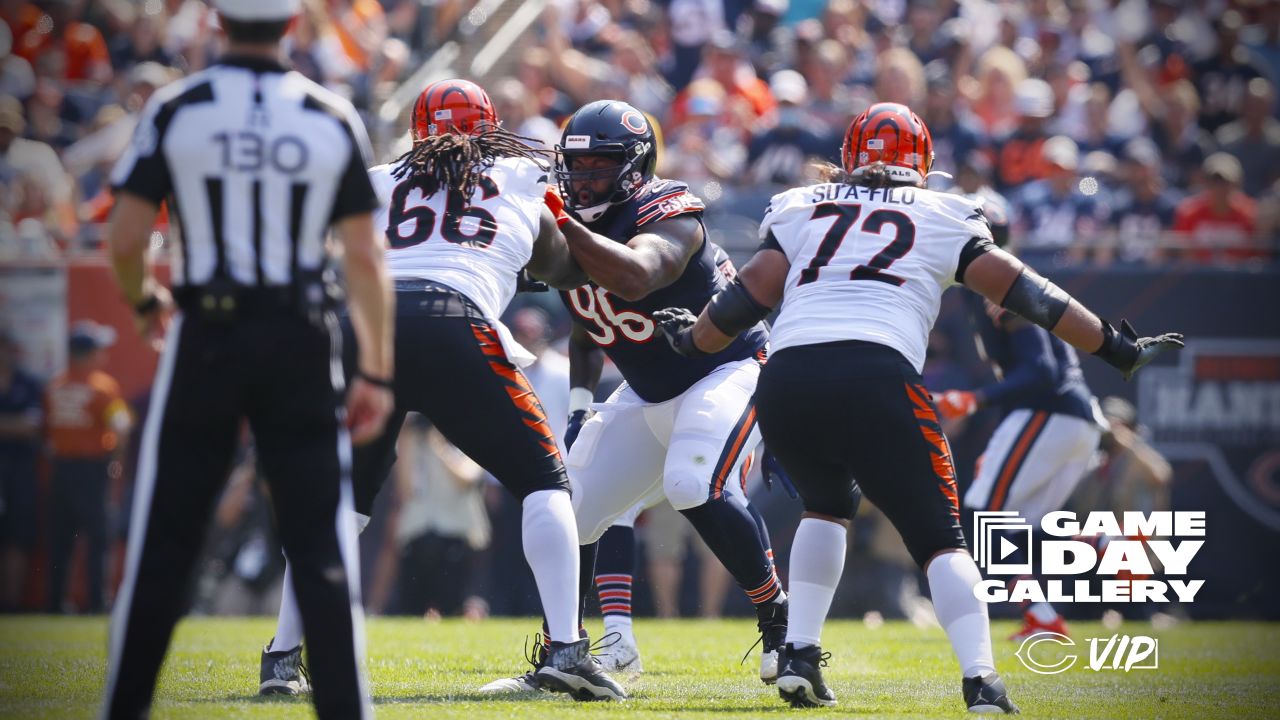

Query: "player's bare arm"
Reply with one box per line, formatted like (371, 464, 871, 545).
(525, 205, 589, 290)
(560, 214, 703, 301)
(653, 247, 789, 357)
(106, 191, 174, 349)
(961, 246, 1183, 380)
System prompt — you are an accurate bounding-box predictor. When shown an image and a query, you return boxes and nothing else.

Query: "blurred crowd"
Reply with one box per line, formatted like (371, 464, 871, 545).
(1, 0, 1280, 263)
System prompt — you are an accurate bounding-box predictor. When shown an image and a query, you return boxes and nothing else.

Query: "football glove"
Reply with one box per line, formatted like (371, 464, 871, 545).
(516, 269, 549, 293)
(934, 390, 979, 420)
(761, 447, 798, 499)
(565, 409, 589, 451)
(652, 307, 708, 358)
(1093, 319, 1184, 381)
(545, 186, 571, 227)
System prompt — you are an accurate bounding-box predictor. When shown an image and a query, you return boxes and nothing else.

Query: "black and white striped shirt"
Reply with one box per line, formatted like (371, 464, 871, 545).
(111, 56, 379, 288)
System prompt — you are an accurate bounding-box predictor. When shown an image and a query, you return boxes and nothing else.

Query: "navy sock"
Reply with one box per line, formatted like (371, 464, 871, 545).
(680, 497, 783, 607)
(745, 501, 776, 570)
(578, 541, 598, 628)
(595, 525, 636, 624)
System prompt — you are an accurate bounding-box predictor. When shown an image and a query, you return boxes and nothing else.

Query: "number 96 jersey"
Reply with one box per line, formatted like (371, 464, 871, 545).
(369, 156, 549, 321)
(761, 183, 994, 373)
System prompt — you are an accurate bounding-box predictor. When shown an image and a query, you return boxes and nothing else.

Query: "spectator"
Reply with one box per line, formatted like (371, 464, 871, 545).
(0, 329, 42, 611)
(736, 0, 790, 78)
(1215, 77, 1280, 196)
(803, 39, 863, 133)
(921, 60, 979, 185)
(1148, 79, 1216, 191)
(43, 320, 132, 613)
(1072, 82, 1126, 157)
(13, 0, 111, 86)
(746, 70, 832, 187)
(0, 20, 37, 101)
(1172, 152, 1263, 264)
(642, 500, 731, 619)
(961, 44, 1027, 141)
(1010, 135, 1108, 257)
(107, 4, 173, 70)
(990, 78, 1055, 193)
(671, 30, 774, 129)
(659, 79, 745, 184)
(488, 78, 560, 151)
(1193, 10, 1269, 133)
(874, 46, 925, 108)
(393, 420, 491, 618)
(0, 96, 74, 242)
(1101, 138, 1181, 265)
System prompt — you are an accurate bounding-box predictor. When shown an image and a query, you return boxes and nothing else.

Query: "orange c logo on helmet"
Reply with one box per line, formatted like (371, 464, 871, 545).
(621, 110, 648, 135)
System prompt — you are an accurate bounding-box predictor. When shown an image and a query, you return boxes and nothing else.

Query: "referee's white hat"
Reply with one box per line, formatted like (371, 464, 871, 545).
(215, 0, 300, 22)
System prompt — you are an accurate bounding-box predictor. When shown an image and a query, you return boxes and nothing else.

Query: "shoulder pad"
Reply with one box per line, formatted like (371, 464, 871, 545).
(635, 179, 704, 227)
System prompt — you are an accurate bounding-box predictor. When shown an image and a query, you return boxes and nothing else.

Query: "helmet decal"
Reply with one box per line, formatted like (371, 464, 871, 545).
(621, 110, 649, 135)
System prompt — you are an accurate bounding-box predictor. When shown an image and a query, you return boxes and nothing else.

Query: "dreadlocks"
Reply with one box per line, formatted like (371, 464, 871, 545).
(391, 127, 549, 203)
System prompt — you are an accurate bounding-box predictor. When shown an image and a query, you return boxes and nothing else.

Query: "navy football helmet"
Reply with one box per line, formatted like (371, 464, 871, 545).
(555, 100, 658, 222)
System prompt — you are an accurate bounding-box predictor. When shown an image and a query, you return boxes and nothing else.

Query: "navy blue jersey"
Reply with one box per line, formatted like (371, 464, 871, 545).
(965, 293, 1095, 421)
(561, 179, 769, 403)
(0, 369, 43, 457)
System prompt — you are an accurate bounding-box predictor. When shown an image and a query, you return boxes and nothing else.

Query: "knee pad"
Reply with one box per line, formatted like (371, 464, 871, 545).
(663, 469, 711, 512)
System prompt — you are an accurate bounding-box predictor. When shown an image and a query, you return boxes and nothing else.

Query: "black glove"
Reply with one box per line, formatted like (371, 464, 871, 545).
(1093, 319, 1184, 381)
(516, 270, 549, 293)
(761, 447, 798, 499)
(652, 307, 708, 358)
(565, 409, 589, 451)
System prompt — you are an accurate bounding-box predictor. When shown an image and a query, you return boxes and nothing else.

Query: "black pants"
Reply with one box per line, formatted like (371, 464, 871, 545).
(46, 458, 109, 612)
(350, 284, 568, 516)
(104, 307, 365, 720)
(754, 340, 966, 568)
(397, 532, 474, 615)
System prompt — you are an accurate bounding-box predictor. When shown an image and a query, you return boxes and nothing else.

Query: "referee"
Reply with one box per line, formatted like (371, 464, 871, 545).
(100, 0, 394, 718)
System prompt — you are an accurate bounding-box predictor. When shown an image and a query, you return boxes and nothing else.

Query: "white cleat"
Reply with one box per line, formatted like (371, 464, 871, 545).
(760, 649, 779, 684)
(597, 633, 643, 674)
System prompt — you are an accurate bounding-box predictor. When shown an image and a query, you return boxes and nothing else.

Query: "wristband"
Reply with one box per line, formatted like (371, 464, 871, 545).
(357, 370, 394, 389)
(569, 387, 594, 414)
(133, 294, 160, 317)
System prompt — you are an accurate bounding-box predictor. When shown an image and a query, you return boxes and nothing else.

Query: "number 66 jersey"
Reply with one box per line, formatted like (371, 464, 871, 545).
(760, 182, 995, 373)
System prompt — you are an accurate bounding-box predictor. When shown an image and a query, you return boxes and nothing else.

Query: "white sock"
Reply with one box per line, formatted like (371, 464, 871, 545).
(603, 615, 633, 640)
(522, 490, 580, 644)
(785, 517, 848, 649)
(270, 512, 370, 653)
(1028, 601, 1059, 623)
(926, 550, 996, 678)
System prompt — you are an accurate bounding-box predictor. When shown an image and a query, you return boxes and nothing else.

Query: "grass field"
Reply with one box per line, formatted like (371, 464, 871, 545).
(1, 616, 1277, 719)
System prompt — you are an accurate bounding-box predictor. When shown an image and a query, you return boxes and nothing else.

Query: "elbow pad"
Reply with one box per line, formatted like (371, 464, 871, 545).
(707, 277, 772, 337)
(999, 267, 1070, 330)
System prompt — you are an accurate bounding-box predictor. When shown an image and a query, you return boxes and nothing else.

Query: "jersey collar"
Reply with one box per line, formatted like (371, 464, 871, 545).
(218, 54, 290, 74)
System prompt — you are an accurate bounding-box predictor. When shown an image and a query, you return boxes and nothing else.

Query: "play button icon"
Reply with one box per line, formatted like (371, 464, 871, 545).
(1000, 536, 1019, 560)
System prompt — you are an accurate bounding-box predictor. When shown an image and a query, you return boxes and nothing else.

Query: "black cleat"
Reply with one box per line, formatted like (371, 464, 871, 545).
(776, 643, 836, 708)
(535, 638, 627, 701)
(259, 640, 310, 696)
(756, 598, 788, 684)
(479, 634, 549, 694)
(964, 672, 1020, 714)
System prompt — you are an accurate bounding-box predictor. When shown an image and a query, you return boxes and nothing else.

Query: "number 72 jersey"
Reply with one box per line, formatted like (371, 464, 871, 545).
(760, 182, 994, 373)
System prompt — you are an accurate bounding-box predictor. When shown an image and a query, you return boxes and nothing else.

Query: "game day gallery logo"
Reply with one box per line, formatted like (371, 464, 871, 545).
(971, 511, 1207, 603)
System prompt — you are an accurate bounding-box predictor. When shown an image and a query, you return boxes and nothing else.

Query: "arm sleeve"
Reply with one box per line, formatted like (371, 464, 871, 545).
(977, 325, 1059, 406)
(955, 234, 996, 284)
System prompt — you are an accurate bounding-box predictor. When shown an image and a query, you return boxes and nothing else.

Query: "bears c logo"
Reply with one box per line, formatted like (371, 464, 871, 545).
(620, 110, 648, 135)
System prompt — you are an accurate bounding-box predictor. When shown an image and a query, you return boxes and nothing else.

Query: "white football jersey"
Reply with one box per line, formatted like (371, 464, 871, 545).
(369, 156, 549, 320)
(761, 182, 993, 372)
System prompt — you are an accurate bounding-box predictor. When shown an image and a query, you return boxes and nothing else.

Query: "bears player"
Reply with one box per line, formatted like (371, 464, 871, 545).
(933, 196, 1104, 642)
(257, 79, 625, 701)
(653, 102, 1182, 712)
(482, 100, 787, 693)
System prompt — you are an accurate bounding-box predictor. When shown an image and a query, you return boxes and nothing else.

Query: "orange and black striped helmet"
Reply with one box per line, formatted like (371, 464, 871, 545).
(412, 79, 497, 140)
(842, 102, 935, 185)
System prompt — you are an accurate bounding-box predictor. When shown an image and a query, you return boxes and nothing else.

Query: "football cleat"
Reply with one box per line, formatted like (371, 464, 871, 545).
(535, 638, 628, 701)
(259, 640, 310, 696)
(756, 598, 789, 684)
(478, 634, 548, 694)
(964, 672, 1021, 714)
(595, 631, 643, 674)
(1008, 610, 1070, 643)
(776, 643, 836, 708)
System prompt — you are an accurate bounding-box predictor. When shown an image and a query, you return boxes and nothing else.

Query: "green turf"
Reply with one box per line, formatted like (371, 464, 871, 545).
(0, 616, 1276, 719)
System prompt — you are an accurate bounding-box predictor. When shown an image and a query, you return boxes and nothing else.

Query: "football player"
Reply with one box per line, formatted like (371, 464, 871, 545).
(933, 195, 1105, 642)
(257, 79, 625, 701)
(482, 100, 787, 693)
(654, 102, 1182, 712)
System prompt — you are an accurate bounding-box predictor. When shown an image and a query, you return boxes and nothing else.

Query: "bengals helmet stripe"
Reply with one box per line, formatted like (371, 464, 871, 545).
(412, 79, 497, 140)
(843, 102, 934, 186)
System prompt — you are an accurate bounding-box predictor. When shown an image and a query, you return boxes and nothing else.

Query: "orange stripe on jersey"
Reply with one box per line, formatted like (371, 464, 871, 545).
(738, 450, 754, 494)
(988, 411, 1048, 511)
(471, 324, 562, 460)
